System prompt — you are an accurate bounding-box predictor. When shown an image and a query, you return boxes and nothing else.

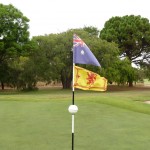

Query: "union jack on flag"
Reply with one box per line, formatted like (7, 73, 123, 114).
(73, 34, 85, 47)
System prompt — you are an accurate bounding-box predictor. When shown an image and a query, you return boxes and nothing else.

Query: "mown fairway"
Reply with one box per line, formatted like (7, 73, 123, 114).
(0, 87, 150, 150)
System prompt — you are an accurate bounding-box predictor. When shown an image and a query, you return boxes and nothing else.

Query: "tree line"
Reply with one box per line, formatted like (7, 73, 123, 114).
(0, 4, 150, 90)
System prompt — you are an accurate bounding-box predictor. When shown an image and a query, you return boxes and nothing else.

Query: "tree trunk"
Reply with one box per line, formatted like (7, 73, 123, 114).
(61, 68, 72, 89)
(62, 79, 72, 89)
(1, 82, 4, 90)
(127, 60, 134, 87)
(128, 81, 133, 87)
(61, 73, 72, 89)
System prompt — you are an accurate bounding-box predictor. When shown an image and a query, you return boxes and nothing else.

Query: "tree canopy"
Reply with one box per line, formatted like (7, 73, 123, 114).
(0, 3, 30, 89)
(32, 28, 133, 88)
(1, 4, 147, 90)
(100, 15, 150, 66)
(0, 4, 30, 62)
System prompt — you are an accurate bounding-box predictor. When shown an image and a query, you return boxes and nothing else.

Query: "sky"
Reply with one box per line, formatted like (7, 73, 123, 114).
(1, 0, 150, 38)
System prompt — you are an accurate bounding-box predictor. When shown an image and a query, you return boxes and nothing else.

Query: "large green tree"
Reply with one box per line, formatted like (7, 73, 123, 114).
(100, 15, 150, 86)
(0, 4, 30, 89)
(33, 31, 79, 89)
(33, 28, 129, 88)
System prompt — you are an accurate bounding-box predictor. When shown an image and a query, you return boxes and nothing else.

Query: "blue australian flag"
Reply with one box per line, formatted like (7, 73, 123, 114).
(73, 34, 101, 67)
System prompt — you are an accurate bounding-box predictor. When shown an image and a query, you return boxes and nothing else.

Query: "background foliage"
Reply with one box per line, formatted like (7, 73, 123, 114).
(0, 3, 149, 90)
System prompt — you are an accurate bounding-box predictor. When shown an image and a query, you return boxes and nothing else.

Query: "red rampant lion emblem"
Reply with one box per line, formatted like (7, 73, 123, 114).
(86, 72, 97, 85)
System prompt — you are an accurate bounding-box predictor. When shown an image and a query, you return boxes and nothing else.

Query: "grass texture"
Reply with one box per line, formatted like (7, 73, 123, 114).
(0, 87, 150, 150)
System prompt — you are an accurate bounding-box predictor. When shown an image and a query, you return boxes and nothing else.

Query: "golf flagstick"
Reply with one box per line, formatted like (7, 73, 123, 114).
(68, 63, 78, 150)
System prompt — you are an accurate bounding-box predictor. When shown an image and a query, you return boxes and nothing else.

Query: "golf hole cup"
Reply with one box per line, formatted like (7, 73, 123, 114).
(68, 105, 78, 114)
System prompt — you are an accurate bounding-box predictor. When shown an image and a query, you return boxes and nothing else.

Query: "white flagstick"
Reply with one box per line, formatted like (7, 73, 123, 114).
(72, 115, 74, 133)
(68, 63, 78, 150)
(72, 63, 75, 150)
(68, 105, 78, 150)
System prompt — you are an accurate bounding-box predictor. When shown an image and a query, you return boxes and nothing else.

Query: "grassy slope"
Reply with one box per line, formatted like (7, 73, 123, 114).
(0, 88, 150, 150)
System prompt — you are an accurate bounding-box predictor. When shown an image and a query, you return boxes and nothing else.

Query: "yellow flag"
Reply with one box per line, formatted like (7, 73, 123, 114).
(74, 66, 107, 91)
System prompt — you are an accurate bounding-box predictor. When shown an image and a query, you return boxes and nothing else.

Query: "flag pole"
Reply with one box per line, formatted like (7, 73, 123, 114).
(72, 63, 75, 105)
(72, 63, 75, 150)
(68, 50, 78, 150)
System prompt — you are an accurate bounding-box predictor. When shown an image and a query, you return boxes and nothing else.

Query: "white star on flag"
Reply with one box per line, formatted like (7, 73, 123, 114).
(81, 50, 84, 55)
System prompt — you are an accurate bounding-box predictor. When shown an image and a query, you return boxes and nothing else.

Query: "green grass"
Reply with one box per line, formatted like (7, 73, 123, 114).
(144, 79, 150, 85)
(0, 88, 150, 150)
